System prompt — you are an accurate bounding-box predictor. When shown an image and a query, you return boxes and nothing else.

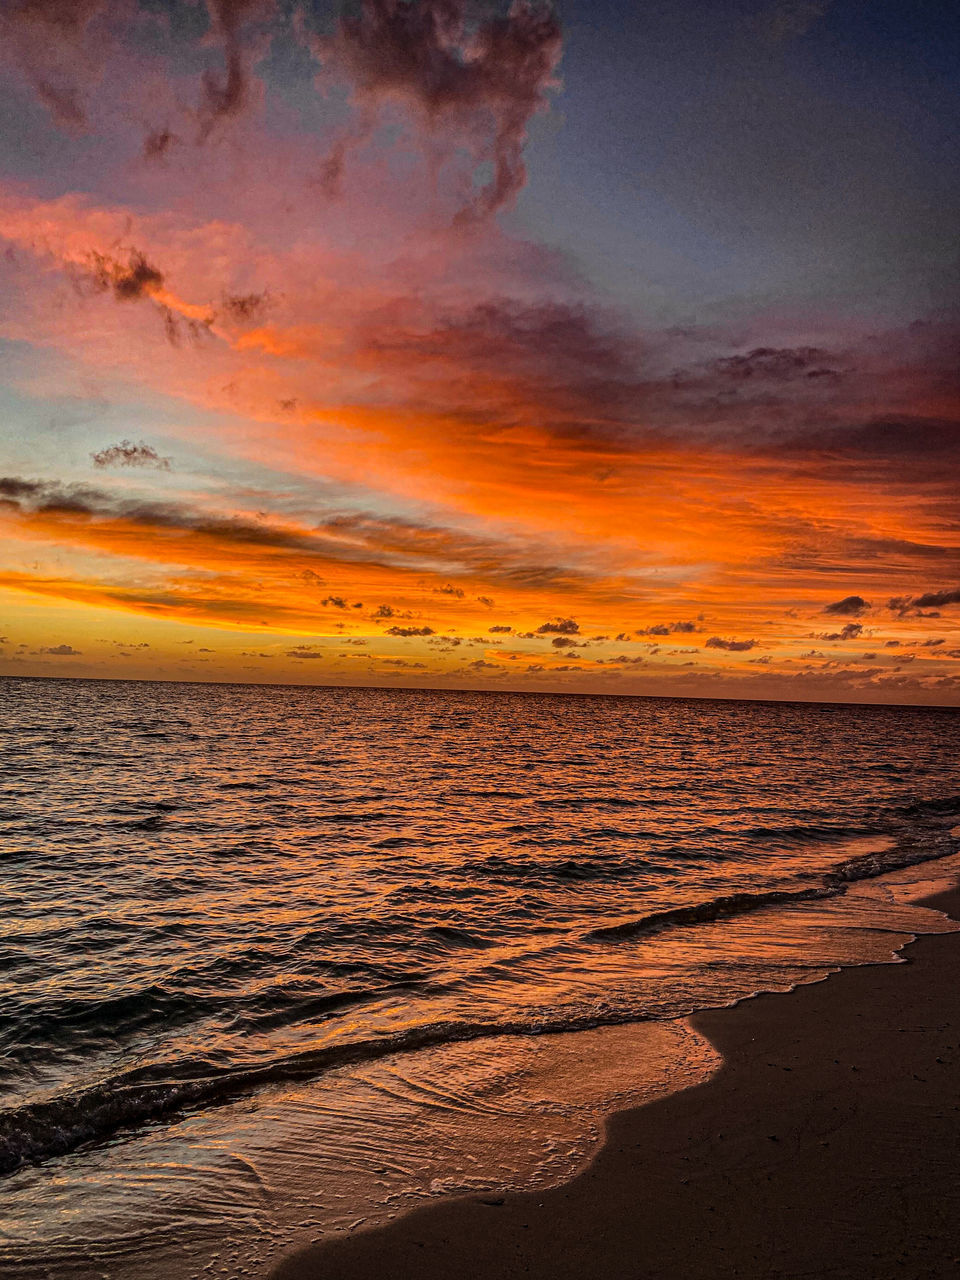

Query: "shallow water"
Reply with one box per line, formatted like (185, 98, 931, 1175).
(2, 678, 960, 1276)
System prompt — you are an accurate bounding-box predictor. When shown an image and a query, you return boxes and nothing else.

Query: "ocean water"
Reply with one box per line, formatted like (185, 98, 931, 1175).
(2, 677, 960, 1278)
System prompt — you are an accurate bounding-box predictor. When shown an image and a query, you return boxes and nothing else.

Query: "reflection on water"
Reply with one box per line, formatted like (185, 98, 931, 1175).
(1, 679, 959, 1276)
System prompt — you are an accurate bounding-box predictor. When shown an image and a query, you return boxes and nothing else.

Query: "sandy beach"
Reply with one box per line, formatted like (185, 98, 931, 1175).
(272, 885, 960, 1280)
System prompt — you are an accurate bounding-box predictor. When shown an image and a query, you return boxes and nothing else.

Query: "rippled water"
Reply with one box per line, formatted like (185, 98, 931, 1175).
(2, 677, 960, 1277)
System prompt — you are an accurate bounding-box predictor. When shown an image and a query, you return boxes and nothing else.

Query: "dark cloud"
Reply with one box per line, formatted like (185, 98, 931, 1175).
(198, 0, 273, 139)
(889, 587, 960, 614)
(433, 583, 464, 597)
(2, 476, 591, 596)
(386, 624, 434, 636)
(815, 622, 864, 641)
(382, 657, 427, 668)
(488, 624, 511, 633)
(321, 595, 349, 608)
(823, 595, 869, 616)
(636, 620, 699, 636)
(710, 346, 838, 383)
(142, 126, 180, 162)
(91, 440, 171, 470)
(536, 616, 579, 635)
(88, 249, 164, 302)
(286, 647, 325, 659)
(477, 595, 495, 607)
(221, 291, 271, 324)
(704, 636, 758, 652)
(551, 635, 577, 648)
(35, 643, 81, 655)
(309, 0, 562, 221)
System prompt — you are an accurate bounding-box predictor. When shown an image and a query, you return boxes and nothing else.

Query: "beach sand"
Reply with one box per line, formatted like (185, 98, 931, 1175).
(271, 885, 960, 1279)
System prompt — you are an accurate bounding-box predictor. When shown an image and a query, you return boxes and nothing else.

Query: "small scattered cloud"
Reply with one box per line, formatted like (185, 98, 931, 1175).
(823, 595, 870, 617)
(35, 643, 81, 655)
(536, 616, 579, 635)
(92, 440, 171, 470)
(815, 622, 864, 641)
(636, 620, 700, 636)
(705, 636, 758, 652)
(386, 625, 434, 637)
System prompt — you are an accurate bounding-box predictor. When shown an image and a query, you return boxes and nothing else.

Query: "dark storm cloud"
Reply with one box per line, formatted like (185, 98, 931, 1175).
(823, 595, 870, 616)
(704, 636, 758, 652)
(536, 617, 579, 635)
(91, 440, 171, 470)
(308, 0, 562, 221)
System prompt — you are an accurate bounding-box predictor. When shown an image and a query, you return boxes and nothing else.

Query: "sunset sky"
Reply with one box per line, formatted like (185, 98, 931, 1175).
(1, 0, 958, 703)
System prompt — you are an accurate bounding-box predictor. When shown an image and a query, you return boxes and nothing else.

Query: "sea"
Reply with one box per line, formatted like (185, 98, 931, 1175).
(2, 677, 960, 1279)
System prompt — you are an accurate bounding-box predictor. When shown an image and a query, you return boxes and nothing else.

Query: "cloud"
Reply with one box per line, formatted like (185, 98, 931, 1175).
(889, 587, 960, 614)
(433, 583, 465, 597)
(536, 616, 579, 635)
(221, 291, 271, 324)
(823, 595, 869, 616)
(386, 624, 434, 636)
(0, 0, 106, 128)
(705, 636, 758, 652)
(488, 624, 511, 632)
(91, 440, 171, 471)
(88, 249, 164, 302)
(551, 635, 578, 648)
(636, 620, 700, 636)
(286, 645, 324, 659)
(814, 622, 864, 641)
(197, 0, 274, 139)
(710, 345, 838, 383)
(35, 643, 82, 655)
(308, 0, 562, 221)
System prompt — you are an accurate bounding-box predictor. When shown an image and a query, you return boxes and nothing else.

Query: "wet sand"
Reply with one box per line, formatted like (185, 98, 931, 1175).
(271, 886, 960, 1280)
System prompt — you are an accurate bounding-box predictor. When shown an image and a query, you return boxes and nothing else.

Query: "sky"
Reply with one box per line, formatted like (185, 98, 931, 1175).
(0, 0, 958, 704)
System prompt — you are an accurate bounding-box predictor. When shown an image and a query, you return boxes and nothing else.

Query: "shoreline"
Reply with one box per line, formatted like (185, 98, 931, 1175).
(271, 884, 960, 1279)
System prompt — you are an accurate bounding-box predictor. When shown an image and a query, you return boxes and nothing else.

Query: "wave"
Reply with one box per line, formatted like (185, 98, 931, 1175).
(2, 815, 956, 1181)
(587, 825, 959, 944)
